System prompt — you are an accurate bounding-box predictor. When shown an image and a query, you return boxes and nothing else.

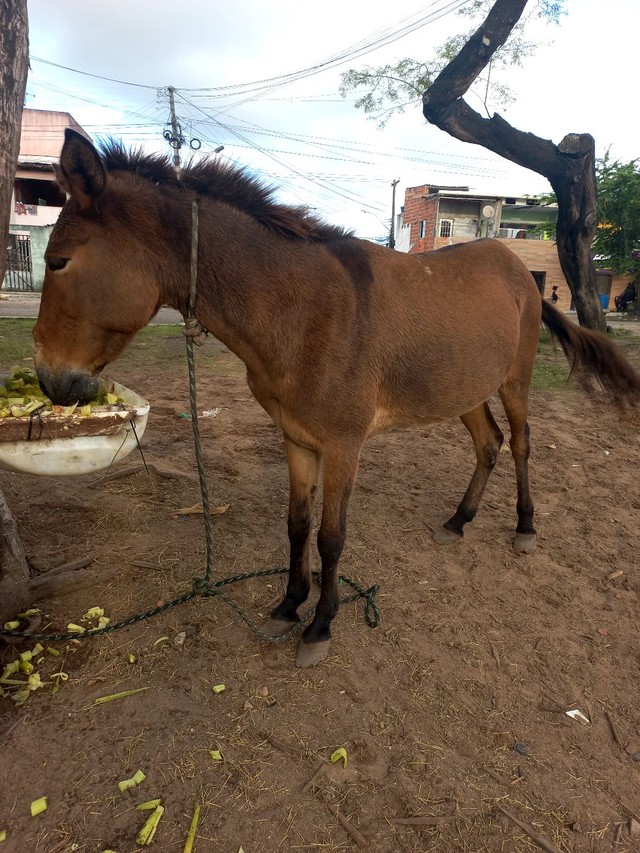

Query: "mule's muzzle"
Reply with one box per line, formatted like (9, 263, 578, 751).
(36, 367, 99, 406)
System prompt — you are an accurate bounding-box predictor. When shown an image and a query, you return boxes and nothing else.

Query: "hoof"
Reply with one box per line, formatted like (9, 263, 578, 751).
(260, 617, 298, 640)
(513, 532, 537, 553)
(432, 527, 462, 546)
(296, 638, 331, 668)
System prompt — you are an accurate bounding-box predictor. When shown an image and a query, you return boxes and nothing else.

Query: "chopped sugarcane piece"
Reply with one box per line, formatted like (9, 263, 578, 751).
(94, 687, 150, 705)
(183, 803, 201, 853)
(137, 799, 162, 811)
(211, 684, 226, 694)
(83, 606, 105, 620)
(330, 747, 348, 767)
(67, 623, 86, 634)
(0, 661, 21, 682)
(3, 622, 19, 631)
(30, 797, 48, 816)
(136, 805, 164, 845)
(117, 769, 146, 793)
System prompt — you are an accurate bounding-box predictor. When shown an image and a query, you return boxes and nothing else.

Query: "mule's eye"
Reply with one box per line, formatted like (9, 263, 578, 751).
(47, 257, 69, 272)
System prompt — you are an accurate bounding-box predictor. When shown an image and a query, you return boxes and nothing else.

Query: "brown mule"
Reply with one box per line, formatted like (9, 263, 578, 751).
(33, 130, 640, 667)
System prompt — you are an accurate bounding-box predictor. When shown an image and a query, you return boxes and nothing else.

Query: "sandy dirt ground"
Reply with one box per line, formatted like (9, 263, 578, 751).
(1, 330, 640, 853)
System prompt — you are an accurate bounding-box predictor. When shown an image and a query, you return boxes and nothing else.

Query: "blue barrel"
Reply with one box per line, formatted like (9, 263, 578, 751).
(599, 293, 609, 310)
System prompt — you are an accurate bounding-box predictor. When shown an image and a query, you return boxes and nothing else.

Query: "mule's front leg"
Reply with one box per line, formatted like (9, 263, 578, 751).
(264, 439, 319, 635)
(296, 449, 359, 668)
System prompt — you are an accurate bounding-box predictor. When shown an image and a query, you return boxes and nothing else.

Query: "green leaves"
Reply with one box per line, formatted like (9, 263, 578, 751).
(594, 154, 640, 275)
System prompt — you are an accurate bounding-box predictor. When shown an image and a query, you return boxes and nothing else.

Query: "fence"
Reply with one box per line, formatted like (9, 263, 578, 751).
(3, 232, 34, 291)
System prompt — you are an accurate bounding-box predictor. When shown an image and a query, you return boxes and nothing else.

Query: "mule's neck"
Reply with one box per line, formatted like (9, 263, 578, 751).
(162, 198, 313, 378)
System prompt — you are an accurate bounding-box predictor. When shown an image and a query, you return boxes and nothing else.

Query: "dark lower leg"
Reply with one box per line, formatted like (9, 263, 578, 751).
(300, 451, 357, 648)
(270, 495, 314, 622)
(302, 527, 343, 644)
(500, 385, 537, 552)
(512, 422, 535, 536)
(271, 441, 319, 623)
(438, 405, 503, 540)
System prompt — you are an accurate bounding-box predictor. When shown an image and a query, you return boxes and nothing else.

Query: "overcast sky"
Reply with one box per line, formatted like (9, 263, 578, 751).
(25, 0, 638, 241)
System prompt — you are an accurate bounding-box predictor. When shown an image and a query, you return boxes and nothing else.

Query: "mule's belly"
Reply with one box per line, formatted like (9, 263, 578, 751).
(373, 342, 514, 432)
(366, 406, 445, 436)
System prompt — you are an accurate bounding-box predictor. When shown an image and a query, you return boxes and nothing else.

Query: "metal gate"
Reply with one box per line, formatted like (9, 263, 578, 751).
(4, 232, 34, 291)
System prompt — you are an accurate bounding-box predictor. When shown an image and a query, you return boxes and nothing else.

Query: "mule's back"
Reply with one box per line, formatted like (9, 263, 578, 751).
(358, 239, 541, 425)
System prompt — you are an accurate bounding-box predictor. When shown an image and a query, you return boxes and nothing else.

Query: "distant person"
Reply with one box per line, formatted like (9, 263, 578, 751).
(551, 285, 560, 305)
(614, 279, 637, 312)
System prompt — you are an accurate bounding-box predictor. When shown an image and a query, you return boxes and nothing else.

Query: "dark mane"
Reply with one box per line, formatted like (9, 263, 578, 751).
(98, 138, 352, 242)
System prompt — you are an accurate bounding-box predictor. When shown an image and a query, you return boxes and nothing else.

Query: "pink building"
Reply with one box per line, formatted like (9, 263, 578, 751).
(4, 110, 90, 291)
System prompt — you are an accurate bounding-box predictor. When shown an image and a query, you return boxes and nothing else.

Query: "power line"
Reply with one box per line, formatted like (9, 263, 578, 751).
(29, 56, 157, 89)
(29, 0, 470, 96)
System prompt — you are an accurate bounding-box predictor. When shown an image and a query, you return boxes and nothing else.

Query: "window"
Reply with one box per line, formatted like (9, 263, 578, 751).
(439, 219, 453, 238)
(14, 178, 66, 207)
(419, 220, 427, 239)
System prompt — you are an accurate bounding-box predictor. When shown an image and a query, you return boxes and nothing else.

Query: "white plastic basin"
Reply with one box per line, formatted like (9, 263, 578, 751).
(0, 379, 150, 477)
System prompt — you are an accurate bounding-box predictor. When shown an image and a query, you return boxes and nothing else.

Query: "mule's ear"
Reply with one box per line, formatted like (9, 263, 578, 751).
(58, 128, 106, 209)
(53, 163, 70, 197)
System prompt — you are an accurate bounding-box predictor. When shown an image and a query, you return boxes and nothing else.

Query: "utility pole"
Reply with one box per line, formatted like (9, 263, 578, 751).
(389, 179, 400, 249)
(167, 86, 181, 175)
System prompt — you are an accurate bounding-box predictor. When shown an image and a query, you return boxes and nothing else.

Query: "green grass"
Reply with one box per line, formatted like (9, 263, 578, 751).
(0, 318, 36, 366)
(532, 327, 640, 391)
(0, 319, 243, 377)
(532, 329, 573, 391)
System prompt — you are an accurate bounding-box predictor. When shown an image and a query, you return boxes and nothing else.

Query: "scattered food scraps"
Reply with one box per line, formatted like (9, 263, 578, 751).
(331, 747, 348, 767)
(94, 687, 151, 705)
(183, 803, 201, 853)
(137, 799, 162, 811)
(30, 797, 48, 817)
(136, 804, 164, 845)
(118, 769, 146, 793)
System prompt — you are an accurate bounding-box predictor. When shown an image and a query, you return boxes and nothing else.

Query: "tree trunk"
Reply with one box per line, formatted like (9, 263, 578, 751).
(422, 0, 605, 332)
(0, 0, 29, 286)
(0, 0, 30, 627)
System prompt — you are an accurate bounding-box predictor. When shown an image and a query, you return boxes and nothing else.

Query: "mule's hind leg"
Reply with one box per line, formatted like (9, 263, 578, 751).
(433, 403, 504, 545)
(265, 439, 320, 635)
(499, 383, 536, 553)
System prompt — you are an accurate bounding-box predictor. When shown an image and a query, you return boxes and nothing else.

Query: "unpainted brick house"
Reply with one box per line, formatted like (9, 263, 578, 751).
(395, 184, 631, 311)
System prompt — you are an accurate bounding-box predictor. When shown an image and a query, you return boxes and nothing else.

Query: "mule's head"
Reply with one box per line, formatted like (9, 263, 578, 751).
(33, 129, 165, 404)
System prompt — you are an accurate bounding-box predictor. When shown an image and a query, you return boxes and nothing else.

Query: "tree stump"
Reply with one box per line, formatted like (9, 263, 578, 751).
(0, 486, 108, 633)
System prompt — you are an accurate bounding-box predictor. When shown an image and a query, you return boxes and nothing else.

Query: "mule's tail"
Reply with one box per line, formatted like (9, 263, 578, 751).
(541, 301, 640, 408)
